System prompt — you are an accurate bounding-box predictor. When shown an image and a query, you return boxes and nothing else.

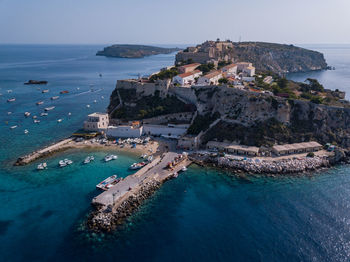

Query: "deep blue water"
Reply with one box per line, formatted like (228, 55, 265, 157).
(1, 44, 350, 262)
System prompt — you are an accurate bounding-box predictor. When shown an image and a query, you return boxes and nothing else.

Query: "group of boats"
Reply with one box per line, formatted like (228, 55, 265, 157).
(96, 175, 122, 191)
(36, 154, 118, 170)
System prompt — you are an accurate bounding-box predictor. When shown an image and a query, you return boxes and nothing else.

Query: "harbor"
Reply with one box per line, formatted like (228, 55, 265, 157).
(88, 152, 192, 232)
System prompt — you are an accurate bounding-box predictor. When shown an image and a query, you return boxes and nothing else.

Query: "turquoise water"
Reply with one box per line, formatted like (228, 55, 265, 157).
(2, 44, 350, 261)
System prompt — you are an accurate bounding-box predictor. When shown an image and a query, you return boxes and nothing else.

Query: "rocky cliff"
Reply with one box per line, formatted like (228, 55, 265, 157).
(232, 42, 328, 74)
(96, 44, 180, 58)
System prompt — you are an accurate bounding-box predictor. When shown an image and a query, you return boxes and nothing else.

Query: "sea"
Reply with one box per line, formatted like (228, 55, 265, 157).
(1, 44, 350, 262)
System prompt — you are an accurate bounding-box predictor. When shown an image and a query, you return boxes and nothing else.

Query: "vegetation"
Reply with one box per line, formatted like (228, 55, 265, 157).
(187, 112, 220, 135)
(149, 67, 179, 82)
(197, 63, 215, 74)
(218, 78, 229, 84)
(307, 152, 315, 157)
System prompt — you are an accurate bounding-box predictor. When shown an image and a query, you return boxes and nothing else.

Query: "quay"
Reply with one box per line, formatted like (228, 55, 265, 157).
(88, 152, 192, 231)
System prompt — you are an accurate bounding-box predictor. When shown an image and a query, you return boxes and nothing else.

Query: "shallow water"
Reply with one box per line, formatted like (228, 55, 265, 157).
(1, 44, 350, 261)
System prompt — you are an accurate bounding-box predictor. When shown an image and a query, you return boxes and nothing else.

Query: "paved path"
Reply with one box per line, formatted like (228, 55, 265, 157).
(92, 152, 191, 207)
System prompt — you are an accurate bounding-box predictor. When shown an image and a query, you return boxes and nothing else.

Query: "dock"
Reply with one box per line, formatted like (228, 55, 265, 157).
(89, 152, 192, 231)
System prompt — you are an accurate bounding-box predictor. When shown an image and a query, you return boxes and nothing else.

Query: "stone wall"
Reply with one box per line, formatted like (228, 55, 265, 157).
(142, 112, 194, 124)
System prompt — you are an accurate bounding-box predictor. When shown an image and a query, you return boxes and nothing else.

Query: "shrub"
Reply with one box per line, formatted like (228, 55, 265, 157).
(307, 152, 315, 158)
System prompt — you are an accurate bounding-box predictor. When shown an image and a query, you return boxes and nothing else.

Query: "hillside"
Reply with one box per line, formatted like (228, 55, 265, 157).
(96, 44, 180, 58)
(232, 42, 328, 73)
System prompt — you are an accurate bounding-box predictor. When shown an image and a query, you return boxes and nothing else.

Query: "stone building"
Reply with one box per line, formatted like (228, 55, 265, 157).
(84, 113, 109, 132)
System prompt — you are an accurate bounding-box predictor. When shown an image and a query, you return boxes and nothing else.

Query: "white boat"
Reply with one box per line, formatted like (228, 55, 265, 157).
(57, 119, 63, 123)
(104, 154, 118, 162)
(7, 112, 12, 115)
(181, 166, 187, 172)
(24, 112, 31, 117)
(86, 104, 90, 108)
(101, 96, 104, 99)
(40, 113, 48, 116)
(10, 125, 17, 129)
(32, 115, 37, 119)
(59, 159, 73, 167)
(129, 162, 146, 170)
(42, 89, 49, 93)
(24, 129, 29, 134)
(36, 101, 44, 105)
(68, 112, 71, 116)
(140, 154, 148, 159)
(147, 155, 153, 162)
(173, 172, 178, 178)
(83, 156, 94, 164)
(7, 98, 15, 102)
(37, 162, 47, 170)
(93, 100, 97, 103)
(33, 120, 40, 123)
(51, 96, 59, 100)
(45, 106, 55, 111)
(7, 90, 12, 93)
(96, 175, 122, 191)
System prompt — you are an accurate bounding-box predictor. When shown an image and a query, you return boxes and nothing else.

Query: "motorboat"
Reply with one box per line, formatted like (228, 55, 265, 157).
(68, 112, 71, 116)
(147, 155, 153, 162)
(24, 112, 31, 117)
(86, 104, 90, 108)
(7, 98, 15, 102)
(36, 101, 44, 105)
(44, 106, 55, 111)
(10, 125, 17, 129)
(129, 162, 146, 170)
(42, 89, 49, 93)
(173, 172, 178, 178)
(24, 129, 29, 134)
(181, 166, 187, 172)
(59, 159, 73, 167)
(140, 154, 148, 159)
(51, 96, 59, 100)
(7, 112, 12, 115)
(96, 175, 122, 191)
(83, 156, 94, 164)
(7, 89, 12, 93)
(40, 113, 48, 116)
(93, 100, 97, 103)
(60, 90, 69, 94)
(57, 119, 63, 123)
(32, 115, 37, 119)
(104, 154, 118, 162)
(37, 162, 47, 170)
(33, 119, 40, 123)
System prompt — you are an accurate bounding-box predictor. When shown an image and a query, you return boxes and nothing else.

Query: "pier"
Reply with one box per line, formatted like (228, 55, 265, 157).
(89, 152, 192, 231)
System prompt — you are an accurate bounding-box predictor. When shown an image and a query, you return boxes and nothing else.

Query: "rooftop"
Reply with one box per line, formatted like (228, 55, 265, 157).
(273, 141, 322, 152)
(180, 63, 201, 68)
(203, 70, 222, 79)
(88, 112, 108, 117)
(222, 63, 237, 70)
(177, 70, 201, 78)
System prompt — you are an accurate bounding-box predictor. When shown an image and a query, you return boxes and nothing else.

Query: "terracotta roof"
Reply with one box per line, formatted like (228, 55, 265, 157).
(223, 63, 237, 70)
(180, 63, 201, 68)
(177, 70, 201, 78)
(203, 70, 222, 79)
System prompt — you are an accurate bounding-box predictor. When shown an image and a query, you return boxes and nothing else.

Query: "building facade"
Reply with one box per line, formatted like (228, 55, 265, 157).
(172, 70, 202, 86)
(197, 70, 223, 86)
(106, 125, 143, 138)
(83, 113, 109, 132)
(178, 63, 201, 74)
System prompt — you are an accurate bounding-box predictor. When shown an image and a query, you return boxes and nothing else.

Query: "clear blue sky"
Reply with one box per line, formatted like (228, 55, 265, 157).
(0, 0, 349, 45)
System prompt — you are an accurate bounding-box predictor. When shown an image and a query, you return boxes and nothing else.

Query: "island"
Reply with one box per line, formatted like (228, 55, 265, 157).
(96, 44, 181, 58)
(15, 39, 350, 233)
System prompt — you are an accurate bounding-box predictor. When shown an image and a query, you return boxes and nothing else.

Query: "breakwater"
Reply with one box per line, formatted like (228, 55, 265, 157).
(190, 153, 333, 174)
(88, 152, 192, 232)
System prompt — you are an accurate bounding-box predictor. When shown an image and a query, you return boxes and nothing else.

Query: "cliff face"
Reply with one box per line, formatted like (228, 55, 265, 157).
(96, 44, 180, 58)
(232, 42, 328, 73)
(175, 86, 350, 147)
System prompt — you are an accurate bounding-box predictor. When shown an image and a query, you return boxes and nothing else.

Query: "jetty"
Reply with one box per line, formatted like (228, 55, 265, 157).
(88, 152, 192, 232)
(15, 138, 74, 165)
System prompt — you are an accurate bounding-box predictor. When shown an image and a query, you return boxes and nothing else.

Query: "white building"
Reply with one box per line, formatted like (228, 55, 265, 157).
(221, 63, 237, 76)
(83, 113, 109, 132)
(243, 66, 256, 77)
(143, 124, 189, 138)
(236, 62, 253, 71)
(106, 125, 143, 138)
(197, 70, 223, 86)
(172, 70, 202, 86)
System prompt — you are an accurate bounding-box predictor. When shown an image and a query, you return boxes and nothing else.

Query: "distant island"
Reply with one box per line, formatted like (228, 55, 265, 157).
(96, 44, 181, 58)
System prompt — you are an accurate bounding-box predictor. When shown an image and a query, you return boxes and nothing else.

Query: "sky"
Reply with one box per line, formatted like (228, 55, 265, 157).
(0, 0, 349, 45)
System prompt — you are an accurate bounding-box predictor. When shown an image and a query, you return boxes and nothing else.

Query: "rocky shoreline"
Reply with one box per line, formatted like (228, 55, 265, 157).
(87, 178, 166, 232)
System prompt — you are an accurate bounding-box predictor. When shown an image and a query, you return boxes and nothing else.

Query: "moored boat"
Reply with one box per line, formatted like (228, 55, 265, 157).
(45, 106, 55, 111)
(60, 90, 69, 94)
(57, 119, 63, 123)
(7, 98, 15, 102)
(42, 89, 49, 93)
(10, 125, 17, 129)
(104, 154, 118, 162)
(83, 155, 95, 164)
(129, 162, 147, 170)
(59, 159, 73, 167)
(33, 119, 40, 123)
(181, 166, 187, 172)
(37, 162, 47, 170)
(36, 101, 44, 105)
(51, 96, 59, 100)
(96, 175, 122, 191)
(40, 112, 48, 116)
(24, 129, 29, 134)
(24, 112, 31, 117)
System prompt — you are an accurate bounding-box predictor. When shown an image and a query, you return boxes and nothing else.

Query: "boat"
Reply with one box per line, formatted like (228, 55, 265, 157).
(32, 115, 37, 119)
(24, 112, 31, 117)
(10, 125, 17, 129)
(57, 119, 63, 123)
(60, 90, 69, 94)
(51, 96, 59, 100)
(34, 120, 40, 123)
(104, 154, 118, 162)
(173, 172, 178, 178)
(96, 175, 122, 191)
(42, 89, 49, 93)
(83, 156, 94, 164)
(59, 159, 73, 167)
(181, 166, 187, 172)
(36, 101, 44, 105)
(86, 104, 90, 108)
(68, 112, 71, 116)
(147, 155, 153, 162)
(37, 162, 47, 170)
(24, 129, 29, 134)
(93, 100, 97, 103)
(129, 162, 147, 170)
(7, 98, 15, 102)
(40, 113, 48, 116)
(140, 154, 148, 159)
(7, 112, 12, 115)
(24, 80, 48, 85)
(7, 90, 12, 93)
(45, 106, 55, 111)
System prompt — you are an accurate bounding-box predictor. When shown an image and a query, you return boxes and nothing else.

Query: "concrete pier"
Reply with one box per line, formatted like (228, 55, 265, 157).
(88, 152, 192, 231)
